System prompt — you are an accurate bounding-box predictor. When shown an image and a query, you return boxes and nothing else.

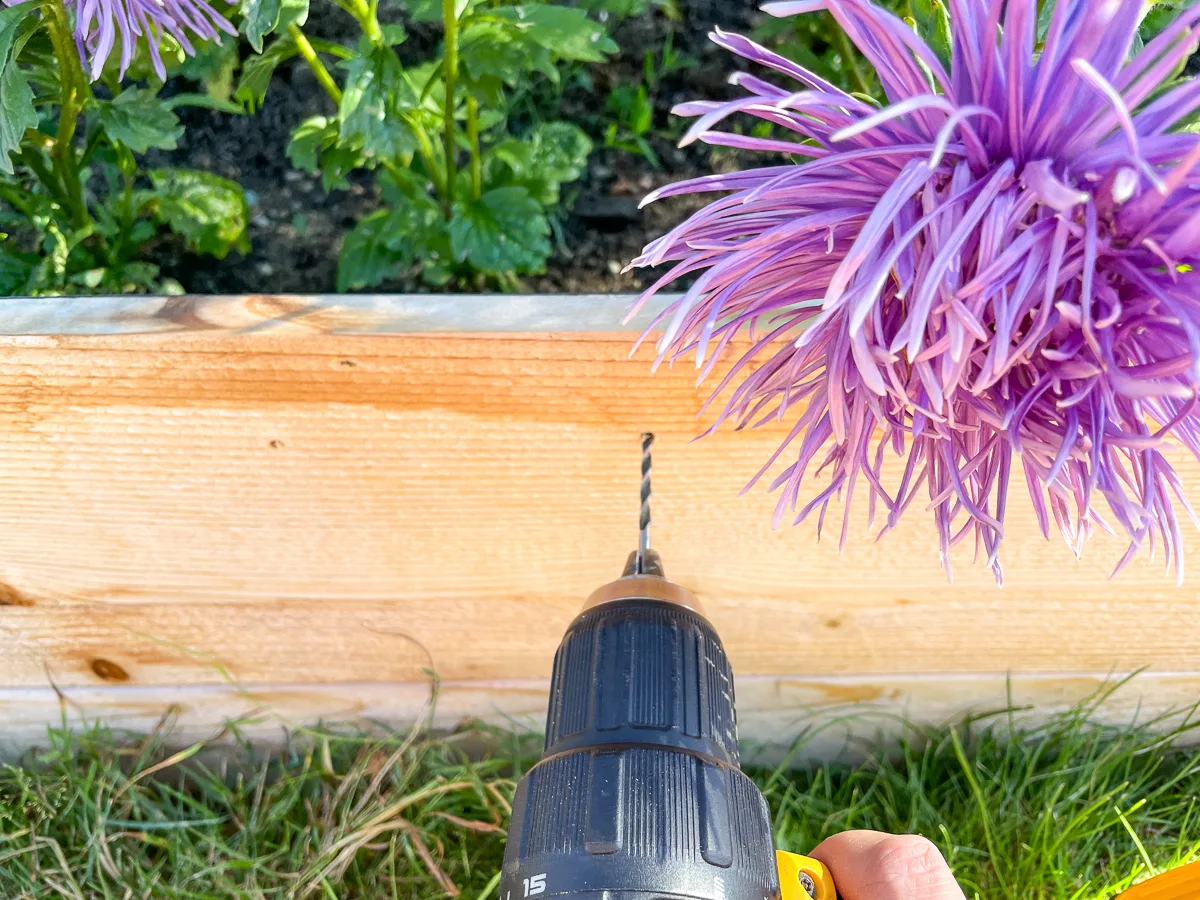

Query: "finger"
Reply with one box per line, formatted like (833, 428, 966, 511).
(809, 830, 967, 900)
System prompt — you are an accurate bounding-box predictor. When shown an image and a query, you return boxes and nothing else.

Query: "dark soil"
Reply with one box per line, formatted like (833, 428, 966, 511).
(149, 0, 762, 294)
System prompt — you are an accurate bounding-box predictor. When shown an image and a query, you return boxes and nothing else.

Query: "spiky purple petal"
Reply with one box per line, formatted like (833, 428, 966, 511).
(5, 0, 235, 81)
(632, 0, 1200, 583)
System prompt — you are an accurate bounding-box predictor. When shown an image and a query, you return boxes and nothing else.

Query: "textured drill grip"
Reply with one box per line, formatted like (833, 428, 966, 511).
(501, 598, 780, 900)
(543, 598, 740, 763)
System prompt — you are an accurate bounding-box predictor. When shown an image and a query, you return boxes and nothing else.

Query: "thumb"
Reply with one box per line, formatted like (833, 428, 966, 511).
(809, 830, 967, 900)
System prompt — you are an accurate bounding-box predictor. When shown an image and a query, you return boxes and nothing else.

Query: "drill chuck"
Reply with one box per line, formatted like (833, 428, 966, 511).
(501, 557, 780, 900)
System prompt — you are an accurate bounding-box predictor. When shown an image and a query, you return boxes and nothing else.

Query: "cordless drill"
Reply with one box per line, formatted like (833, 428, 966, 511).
(501, 435, 837, 900)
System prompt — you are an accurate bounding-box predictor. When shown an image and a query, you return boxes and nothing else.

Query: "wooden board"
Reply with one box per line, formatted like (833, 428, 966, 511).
(4, 674, 1196, 762)
(0, 294, 1197, 751)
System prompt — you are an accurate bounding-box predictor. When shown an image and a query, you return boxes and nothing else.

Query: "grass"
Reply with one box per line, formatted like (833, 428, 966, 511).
(0, 694, 1198, 899)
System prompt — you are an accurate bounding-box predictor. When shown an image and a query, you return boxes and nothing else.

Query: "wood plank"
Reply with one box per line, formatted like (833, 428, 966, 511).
(0, 297, 1197, 721)
(0, 294, 661, 335)
(3, 673, 1195, 761)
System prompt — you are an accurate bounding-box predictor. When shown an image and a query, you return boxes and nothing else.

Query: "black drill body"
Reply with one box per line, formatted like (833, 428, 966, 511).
(501, 572, 781, 900)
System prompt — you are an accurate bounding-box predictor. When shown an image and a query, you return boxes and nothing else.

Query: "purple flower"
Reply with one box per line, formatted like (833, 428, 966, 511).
(6, 0, 236, 81)
(630, 0, 1200, 582)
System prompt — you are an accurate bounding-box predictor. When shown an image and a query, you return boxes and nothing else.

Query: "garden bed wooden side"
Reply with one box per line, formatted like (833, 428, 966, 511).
(0, 295, 1196, 755)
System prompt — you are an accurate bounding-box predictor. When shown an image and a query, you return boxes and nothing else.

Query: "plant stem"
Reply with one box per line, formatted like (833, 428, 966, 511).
(407, 119, 445, 199)
(441, 0, 459, 215)
(833, 25, 871, 97)
(289, 25, 343, 105)
(366, 0, 382, 40)
(15, 148, 67, 210)
(465, 96, 481, 201)
(345, 0, 383, 44)
(112, 144, 137, 265)
(41, 0, 90, 230)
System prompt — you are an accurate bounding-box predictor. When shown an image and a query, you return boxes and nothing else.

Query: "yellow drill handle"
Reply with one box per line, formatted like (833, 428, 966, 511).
(776, 850, 838, 900)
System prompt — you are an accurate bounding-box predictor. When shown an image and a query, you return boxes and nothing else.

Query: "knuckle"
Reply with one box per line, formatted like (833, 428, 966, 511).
(866, 835, 951, 885)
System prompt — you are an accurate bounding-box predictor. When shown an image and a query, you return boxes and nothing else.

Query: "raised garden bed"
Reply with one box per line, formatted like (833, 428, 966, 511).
(0, 294, 1196, 755)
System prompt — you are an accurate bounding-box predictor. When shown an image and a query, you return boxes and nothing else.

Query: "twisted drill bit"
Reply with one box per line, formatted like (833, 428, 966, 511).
(637, 433, 653, 574)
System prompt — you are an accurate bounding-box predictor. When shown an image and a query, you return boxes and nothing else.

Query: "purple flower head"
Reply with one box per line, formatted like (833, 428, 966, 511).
(76, 0, 235, 80)
(630, 0, 1200, 583)
(5, 0, 236, 81)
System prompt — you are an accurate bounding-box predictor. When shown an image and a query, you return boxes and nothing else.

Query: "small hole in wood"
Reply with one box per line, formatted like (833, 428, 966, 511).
(340, 359, 357, 367)
(90, 658, 130, 682)
(269, 439, 285, 449)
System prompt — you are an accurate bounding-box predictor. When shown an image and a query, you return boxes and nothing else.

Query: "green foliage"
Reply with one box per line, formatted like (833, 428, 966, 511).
(0, 3, 250, 296)
(1139, 0, 1198, 44)
(337, 42, 423, 159)
(338, 171, 442, 289)
(0, 5, 38, 177)
(97, 89, 185, 153)
(235, 34, 298, 110)
(603, 32, 694, 167)
(489, 120, 593, 204)
(908, 0, 951, 72)
(491, 5, 618, 62)
(240, 0, 309, 52)
(449, 185, 550, 272)
(605, 83, 658, 166)
(282, 0, 613, 289)
(0, 697, 1197, 898)
(144, 169, 250, 259)
(578, 0, 681, 23)
(174, 36, 242, 103)
(763, 694, 1200, 898)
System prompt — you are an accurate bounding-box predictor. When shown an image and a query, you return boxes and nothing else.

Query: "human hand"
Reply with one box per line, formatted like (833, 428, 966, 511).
(809, 830, 967, 900)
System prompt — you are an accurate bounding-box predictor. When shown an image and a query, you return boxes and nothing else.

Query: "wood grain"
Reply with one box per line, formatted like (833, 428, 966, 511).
(0, 293, 662, 335)
(3, 673, 1195, 760)
(0, 295, 1197, 746)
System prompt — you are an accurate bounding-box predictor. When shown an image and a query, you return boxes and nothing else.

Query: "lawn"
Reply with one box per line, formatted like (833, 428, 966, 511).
(1, 691, 1197, 899)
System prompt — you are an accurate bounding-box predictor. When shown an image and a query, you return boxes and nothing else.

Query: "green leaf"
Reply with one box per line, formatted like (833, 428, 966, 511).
(98, 89, 184, 154)
(525, 121, 591, 199)
(0, 243, 34, 296)
(460, 21, 528, 85)
(174, 36, 240, 101)
(1035, 0, 1056, 42)
(147, 169, 250, 259)
(240, 0, 308, 52)
(286, 114, 335, 172)
(338, 193, 441, 290)
(164, 93, 245, 114)
(463, 73, 505, 108)
(286, 114, 362, 191)
(407, 0, 474, 22)
(0, 4, 38, 177)
(483, 121, 591, 205)
(338, 44, 421, 159)
(491, 5, 616, 62)
(1139, 0, 1200, 47)
(378, 165, 435, 204)
(579, 0, 650, 17)
(381, 23, 407, 45)
(609, 83, 652, 135)
(276, 0, 311, 36)
(235, 34, 298, 111)
(338, 209, 405, 290)
(318, 144, 362, 191)
(906, 0, 951, 73)
(448, 186, 549, 274)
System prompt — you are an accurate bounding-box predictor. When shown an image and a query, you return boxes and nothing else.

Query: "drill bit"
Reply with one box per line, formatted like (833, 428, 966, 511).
(637, 433, 653, 574)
